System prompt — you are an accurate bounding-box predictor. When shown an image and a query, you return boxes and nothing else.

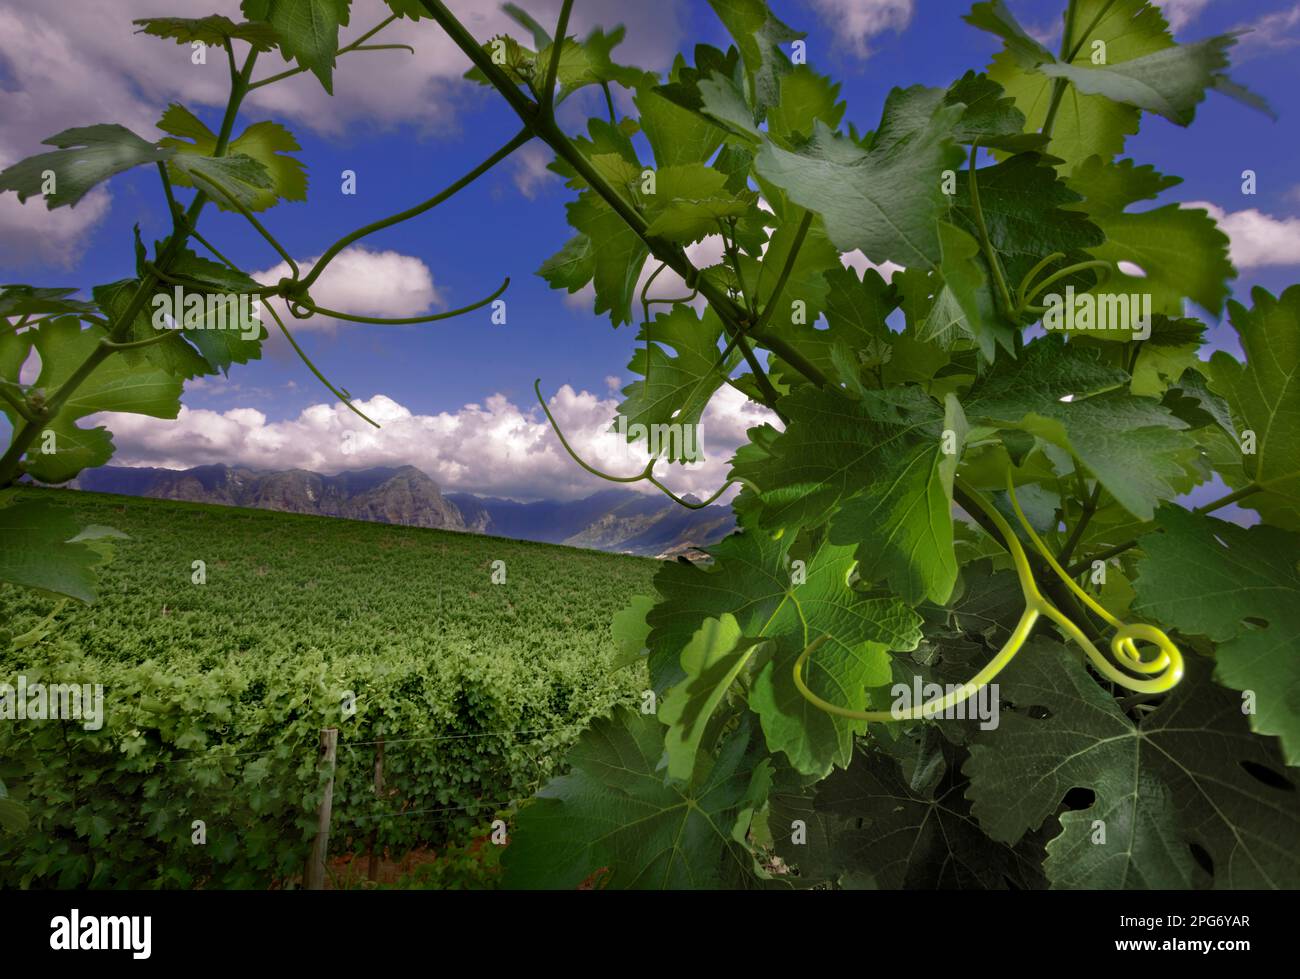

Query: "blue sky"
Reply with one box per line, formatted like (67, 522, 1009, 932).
(1, 0, 1298, 499)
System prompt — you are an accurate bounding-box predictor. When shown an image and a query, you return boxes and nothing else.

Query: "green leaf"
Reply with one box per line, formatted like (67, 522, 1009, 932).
(0, 498, 116, 603)
(616, 305, 739, 461)
(0, 285, 97, 321)
(241, 0, 351, 94)
(829, 393, 965, 605)
(502, 708, 770, 888)
(1038, 33, 1242, 127)
(0, 797, 29, 834)
(968, 337, 1201, 519)
(814, 741, 1043, 888)
(986, 0, 1173, 169)
(537, 234, 595, 295)
(159, 105, 305, 213)
(91, 280, 211, 382)
(635, 88, 727, 169)
(18, 317, 183, 484)
(1208, 286, 1300, 529)
(163, 250, 268, 374)
(0, 125, 171, 209)
(610, 594, 655, 669)
(133, 15, 281, 51)
(964, 1, 1054, 68)
(964, 642, 1300, 888)
(565, 190, 649, 326)
(755, 104, 965, 268)
(736, 385, 946, 532)
(643, 164, 754, 244)
(765, 65, 845, 146)
(953, 153, 1105, 294)
(1134, 507, 1300, 765)
(648, 527, 923, 775)
(1068, 157, 1234, 315)
(537, 27, 655, 101)
(707, 0, 803, 118)
(660, 614, 766, 781)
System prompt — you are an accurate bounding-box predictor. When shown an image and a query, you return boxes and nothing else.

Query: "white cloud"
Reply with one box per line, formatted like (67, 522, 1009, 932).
(1155, 0, 1211, 32)
(1233, 3, 1300, 51)
(252, 246, 441, 330)
(511, 143, 557, 200)
(95, 381, 777, 502)
(0, 183, 111, 268)
(0, 0, 686, 243)
(807, 0, 914, 57)
(1187, 201, 1300, 267)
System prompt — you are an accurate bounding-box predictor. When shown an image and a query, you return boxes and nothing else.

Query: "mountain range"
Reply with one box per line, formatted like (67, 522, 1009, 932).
(68, 464, 735, 559)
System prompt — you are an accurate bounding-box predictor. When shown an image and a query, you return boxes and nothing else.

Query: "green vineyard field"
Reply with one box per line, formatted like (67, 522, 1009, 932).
(0, 489, 655, 888)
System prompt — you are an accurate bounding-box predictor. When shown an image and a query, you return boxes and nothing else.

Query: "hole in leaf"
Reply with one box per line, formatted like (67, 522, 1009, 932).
(1188, 842, 1214, 877)
(1027, 705, 1052, 720)
(1061, 787, 1095, 811)
(1241, 616, 1269, 631)
(1239, 760, 1295, 792)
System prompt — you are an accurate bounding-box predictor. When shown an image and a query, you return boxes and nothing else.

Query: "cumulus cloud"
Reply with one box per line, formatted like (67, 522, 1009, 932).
(252, 246, 441, 331)
(0, 183, 111, 268)
(0, 0, 685, 158)
(94, 382, 777, 502)
(0, 0, 685, 248)
(840, 248, 903, 282)
(1188, 201, 1300, 268)
(807, 0, 914, 57)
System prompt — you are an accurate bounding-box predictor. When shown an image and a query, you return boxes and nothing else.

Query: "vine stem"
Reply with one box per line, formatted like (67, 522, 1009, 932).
(415, 0, 831, 402)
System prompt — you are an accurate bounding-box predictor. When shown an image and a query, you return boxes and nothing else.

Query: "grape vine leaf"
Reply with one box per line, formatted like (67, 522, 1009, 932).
(707, 0, 803, 118)
(616, 305, 740, 461)
(648, 527, 923, 775)
(0, 499, 123, 603)
(0, 125, 172, 209)
(828, 393, 965, 605)
(734, 385, 946, 534)
(642, 164, 755, 244)
(1067, 157, 1234, 316)
(635, 87, 726, 169)
(0, 286, 97, 321)
(1208, 286, 1300, 529)
(158, 105, 306, 213)
(1038, 34, 1264, 127)
(1133, 507, 1300, 766)
(952, 153, 1104, 293)
(133, 15, 281, 50)
(964, 641, 1300, 888)
(754, 104, 966, 268)
(19, 318, 183, 484)
(660, 614, 766, 781)
(563, 189, 649, 326)
(980, 0, 1172, 169)
(765, 65, 845, 146)
(502, 708, 771, 889)
(813, 741, 1044, 888)
(241, 0, 351, 94)
(968, 337, 1201, 519)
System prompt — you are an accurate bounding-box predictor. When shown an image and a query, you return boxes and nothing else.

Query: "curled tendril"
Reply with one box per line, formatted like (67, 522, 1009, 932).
(793, 471, 1184, 722)
(533, 379, 738, 510)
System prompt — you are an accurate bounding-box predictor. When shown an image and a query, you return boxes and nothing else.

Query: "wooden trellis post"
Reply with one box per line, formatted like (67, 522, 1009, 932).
(305, 727, 338, 890)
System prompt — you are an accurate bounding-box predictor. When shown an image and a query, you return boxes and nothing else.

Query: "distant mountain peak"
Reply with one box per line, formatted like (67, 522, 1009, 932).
(72, 464, 735, 557)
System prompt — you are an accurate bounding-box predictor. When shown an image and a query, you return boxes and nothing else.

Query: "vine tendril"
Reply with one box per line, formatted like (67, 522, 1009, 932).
(793, 472, 1184, 722)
